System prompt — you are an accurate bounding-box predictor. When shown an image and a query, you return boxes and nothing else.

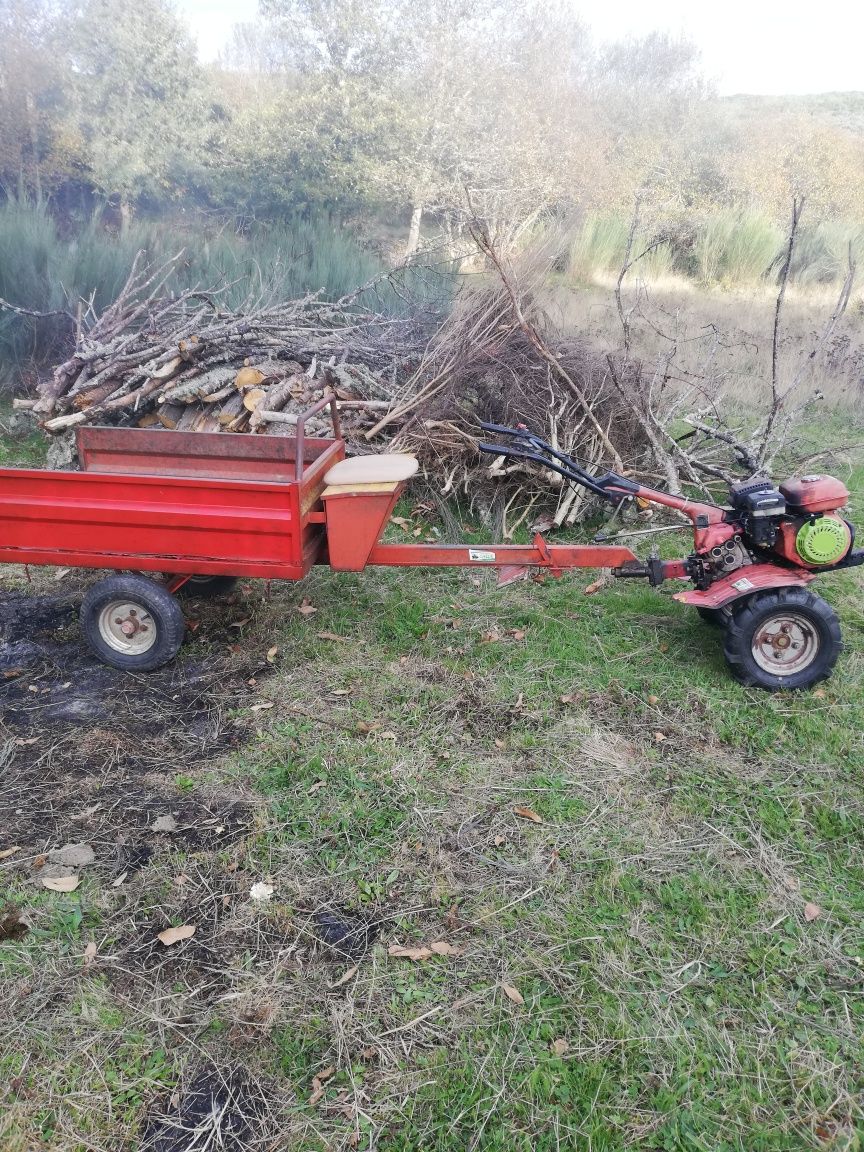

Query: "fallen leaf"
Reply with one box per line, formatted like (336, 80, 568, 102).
(111, 871, 128, 888)
(388, 944, 434, 961)
(308, 780, 326, 794)
(329, 965, 359, 988)
(390, 516, 412, 530)
(32, 854, 47, 869)
(250, 701, 274, 712)
(266, 645, 279, 663)
(429, 941, 461, 956)
(157, 924, 196, 946)
(583, 578, 606, 595)
(83, 942, 97, 967)
(14, 736, 37, 745)
(308, 1065, 335, 1106)
(379, 730, 397, 740)
(501, 982, 524, 1005)
(559, 694, 574, 705)
(48, 843, 95, 868)
(356, 720, 380, 734)
(494, 834, 506, 847)
(550, 1038, 569, 1057)
(647, 694, 660, 706)
(317, 631, 350, 642)
(41, 875, 80, 892)
(659, 642, 670, 653)
(804, 902, 822, 922)
(0, 846, 21, 861)
(480, 630, 500, 643)
(296, 598, 318, 616)
(513, 806, 544, 824)
(228, 616, 252, 629)
(151, 814, 178, 833)
(249, 882, 274, 903)
(508, 628, 526, 640)
(812, 688, 826, 699)
(654, 732, 667, 743)
(494, 738, 506, 750)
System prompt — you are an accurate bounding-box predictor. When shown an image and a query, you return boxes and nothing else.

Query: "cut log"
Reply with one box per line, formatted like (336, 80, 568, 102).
(217, 393, 245, 425)
(235, 366, 267, 391)
(243, 387, 266, 413)
(157, 403, 184, 430)
(73, 382, 118, 410)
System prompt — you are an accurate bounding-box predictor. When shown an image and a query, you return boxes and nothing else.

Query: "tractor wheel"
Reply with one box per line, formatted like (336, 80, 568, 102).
(723, 588, 842, 691)
(175, 575, 238, 599)
(697, 606, 730, 628)
(81, 574, 186, 672)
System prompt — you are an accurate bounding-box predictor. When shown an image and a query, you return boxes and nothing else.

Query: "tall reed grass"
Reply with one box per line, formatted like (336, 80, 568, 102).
(0, 200, 439, 376)
(564, 208, 864, 292)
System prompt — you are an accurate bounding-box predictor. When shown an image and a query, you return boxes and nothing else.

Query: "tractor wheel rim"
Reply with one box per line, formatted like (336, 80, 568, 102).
(97, 600, 157, 656)
(751, 611, 819, 676)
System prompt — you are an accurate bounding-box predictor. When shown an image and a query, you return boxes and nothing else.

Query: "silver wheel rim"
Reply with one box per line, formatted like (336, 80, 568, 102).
(751, 611, 820, 676)
(97, 600, 157, 656)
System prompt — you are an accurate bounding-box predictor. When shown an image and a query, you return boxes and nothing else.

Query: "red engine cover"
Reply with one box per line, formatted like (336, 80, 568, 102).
(779, 474, 849, 513)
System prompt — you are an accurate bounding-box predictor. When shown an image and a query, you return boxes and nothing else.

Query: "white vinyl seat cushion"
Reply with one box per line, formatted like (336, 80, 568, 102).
(324, 453, 419, 486)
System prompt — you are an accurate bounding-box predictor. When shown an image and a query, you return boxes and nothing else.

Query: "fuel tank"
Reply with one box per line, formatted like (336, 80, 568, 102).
(779, 475, 849, 514)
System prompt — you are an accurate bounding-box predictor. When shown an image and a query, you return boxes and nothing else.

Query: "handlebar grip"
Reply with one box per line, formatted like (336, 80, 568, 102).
(478, 421, 532, 438)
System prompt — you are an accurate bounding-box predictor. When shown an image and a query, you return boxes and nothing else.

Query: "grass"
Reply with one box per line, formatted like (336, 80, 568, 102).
(563, 209, 864, 293)
(1, 428, 863, 1149)
(0, 198, 449, 379)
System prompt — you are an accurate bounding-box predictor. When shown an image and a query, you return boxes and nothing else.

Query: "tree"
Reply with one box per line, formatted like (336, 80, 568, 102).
(66, 0, 216, 219)
(0, 0, 76, 197)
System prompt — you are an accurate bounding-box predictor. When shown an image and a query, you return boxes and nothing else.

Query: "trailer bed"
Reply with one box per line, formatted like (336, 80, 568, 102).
(0, 419, 344, 580)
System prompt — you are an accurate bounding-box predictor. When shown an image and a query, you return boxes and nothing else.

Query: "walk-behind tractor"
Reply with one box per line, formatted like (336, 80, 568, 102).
(0, 399, 860, 689)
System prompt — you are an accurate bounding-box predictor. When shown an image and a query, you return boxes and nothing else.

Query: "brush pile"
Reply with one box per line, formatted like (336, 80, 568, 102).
(11, 245, 656, 527)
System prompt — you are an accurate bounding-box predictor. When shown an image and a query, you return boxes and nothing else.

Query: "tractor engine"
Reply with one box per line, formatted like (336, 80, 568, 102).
(729, 475, 853, 569)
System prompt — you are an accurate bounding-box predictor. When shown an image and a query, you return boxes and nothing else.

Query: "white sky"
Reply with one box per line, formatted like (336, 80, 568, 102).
(175, 0, 864, 96)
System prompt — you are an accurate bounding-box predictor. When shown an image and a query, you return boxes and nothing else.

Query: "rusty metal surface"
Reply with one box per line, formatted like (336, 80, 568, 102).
(673, 564, 816, 609)
(365, 540, 639, 571)
(77, 425, 337, 482)
(295, 396, 341, 481)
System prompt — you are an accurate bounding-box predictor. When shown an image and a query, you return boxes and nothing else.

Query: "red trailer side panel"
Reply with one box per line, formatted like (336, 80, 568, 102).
(0, 468, 326, 579)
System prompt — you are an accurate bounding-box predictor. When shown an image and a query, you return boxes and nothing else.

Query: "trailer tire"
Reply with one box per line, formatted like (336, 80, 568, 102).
(175, 575, 238, 599)
(723, 587, 841, 691)
(81, 574, 186, 672)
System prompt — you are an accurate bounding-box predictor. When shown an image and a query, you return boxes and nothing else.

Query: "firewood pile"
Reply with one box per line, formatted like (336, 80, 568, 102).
(7, 245, 657, 527)
(17, 252, 431, 444)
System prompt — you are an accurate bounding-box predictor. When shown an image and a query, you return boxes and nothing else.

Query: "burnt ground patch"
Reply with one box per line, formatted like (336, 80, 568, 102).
(141, 1066, 269, 1152)
(0, 587, 258, 856)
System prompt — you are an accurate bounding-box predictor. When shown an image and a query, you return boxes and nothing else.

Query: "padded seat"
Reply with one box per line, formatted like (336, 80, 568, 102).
(323, 453, 418, 488)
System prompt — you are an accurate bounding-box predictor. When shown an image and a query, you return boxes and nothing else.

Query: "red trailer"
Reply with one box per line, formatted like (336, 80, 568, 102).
(0, 398, 860, 690)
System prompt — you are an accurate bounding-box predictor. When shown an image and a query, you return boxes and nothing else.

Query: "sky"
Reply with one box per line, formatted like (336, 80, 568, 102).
(175, 0, 864, 97)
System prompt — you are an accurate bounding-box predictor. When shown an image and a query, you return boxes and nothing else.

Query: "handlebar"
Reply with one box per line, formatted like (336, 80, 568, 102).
(477, 423, 639, 501)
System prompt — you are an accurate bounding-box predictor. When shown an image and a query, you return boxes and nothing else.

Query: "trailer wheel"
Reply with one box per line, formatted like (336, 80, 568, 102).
(175, 575, 238, 599)
(696, 606, 730, 628)
(81, 574, 185, 672)
(723, 588, 842, 691)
